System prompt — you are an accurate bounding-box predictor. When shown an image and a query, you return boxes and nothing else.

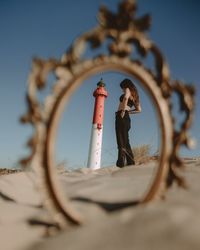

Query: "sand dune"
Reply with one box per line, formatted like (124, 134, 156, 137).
(0, 160, 200, 250)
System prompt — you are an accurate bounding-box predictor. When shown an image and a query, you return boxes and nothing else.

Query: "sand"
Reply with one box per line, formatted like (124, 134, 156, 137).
(0, 159, 200, 250)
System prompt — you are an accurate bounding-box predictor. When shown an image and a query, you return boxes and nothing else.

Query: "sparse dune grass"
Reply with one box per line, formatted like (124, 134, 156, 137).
(132, 144, 152, 165)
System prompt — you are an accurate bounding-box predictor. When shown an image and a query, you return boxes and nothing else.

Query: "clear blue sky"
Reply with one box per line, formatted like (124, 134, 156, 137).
(0, 0, 199, 168)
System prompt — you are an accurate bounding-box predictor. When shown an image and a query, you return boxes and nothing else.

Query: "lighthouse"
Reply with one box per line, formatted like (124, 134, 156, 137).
(87, 79, 108, 169)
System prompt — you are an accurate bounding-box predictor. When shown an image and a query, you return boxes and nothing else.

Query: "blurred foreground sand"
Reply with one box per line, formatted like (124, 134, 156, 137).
(0, 159, 200, 250)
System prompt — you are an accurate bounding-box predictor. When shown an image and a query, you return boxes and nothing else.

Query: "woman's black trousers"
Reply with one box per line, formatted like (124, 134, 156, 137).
(115, 111, 135, 167)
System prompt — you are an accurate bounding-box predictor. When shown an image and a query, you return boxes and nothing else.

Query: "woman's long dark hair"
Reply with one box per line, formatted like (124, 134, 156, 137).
(120, 78, 140, 108)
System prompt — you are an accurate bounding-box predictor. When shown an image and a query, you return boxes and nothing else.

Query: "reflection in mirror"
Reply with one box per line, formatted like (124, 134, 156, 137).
(55, 72, 160, 205)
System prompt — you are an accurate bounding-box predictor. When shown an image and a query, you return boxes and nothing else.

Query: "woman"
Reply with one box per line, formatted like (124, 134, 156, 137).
(115, 78, 141, 167)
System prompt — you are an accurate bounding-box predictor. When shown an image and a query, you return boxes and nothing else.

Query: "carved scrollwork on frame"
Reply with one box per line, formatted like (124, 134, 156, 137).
(167, 81, 195, 188)
(20, 0, 195, 228)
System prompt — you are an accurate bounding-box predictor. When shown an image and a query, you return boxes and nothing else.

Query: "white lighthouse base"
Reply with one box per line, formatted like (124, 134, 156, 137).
(87, 124, 103, 170)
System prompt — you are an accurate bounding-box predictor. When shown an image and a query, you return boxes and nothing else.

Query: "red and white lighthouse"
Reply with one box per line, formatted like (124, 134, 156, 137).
(87, 79, 108, 169)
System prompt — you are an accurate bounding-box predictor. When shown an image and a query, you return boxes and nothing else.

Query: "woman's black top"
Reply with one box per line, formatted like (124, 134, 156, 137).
(120, 94, 134, 108)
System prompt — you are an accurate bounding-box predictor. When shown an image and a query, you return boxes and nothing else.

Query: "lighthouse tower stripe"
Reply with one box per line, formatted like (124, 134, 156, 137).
(87, 124, 103, 170)
(93, 87, 108, 128)
(93, 95, 105, 128)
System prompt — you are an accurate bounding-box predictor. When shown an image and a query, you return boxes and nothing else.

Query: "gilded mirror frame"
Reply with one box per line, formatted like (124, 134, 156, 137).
(20, 0, 195, 228)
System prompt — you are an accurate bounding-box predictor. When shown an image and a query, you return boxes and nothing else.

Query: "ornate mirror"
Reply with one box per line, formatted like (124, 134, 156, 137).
(20, 0, 195, 228)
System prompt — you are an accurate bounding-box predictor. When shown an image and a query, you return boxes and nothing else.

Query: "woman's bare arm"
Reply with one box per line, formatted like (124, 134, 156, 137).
(129, 104, 142, 114)
(121, 88, 131, 118)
